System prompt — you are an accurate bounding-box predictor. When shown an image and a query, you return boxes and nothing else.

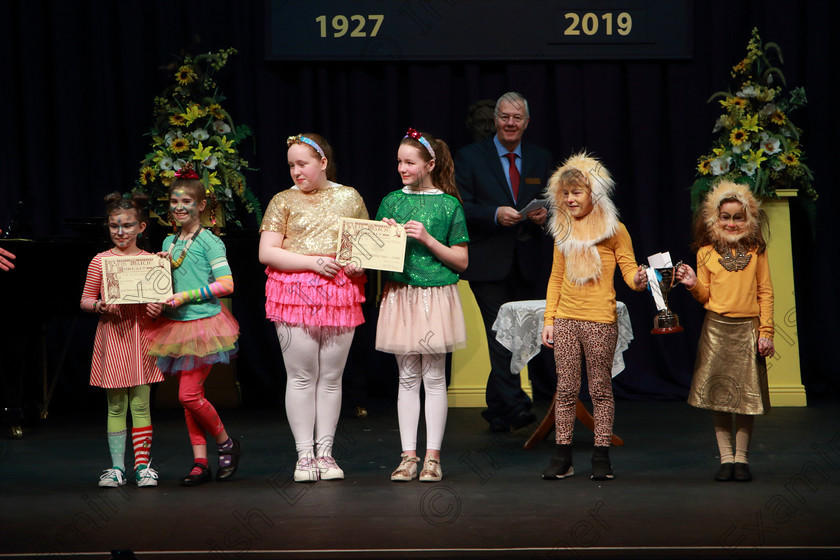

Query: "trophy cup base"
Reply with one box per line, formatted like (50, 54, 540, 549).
(651, 326, 684, 335)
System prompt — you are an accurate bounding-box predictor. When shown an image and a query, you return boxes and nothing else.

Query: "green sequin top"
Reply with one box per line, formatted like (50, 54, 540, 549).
(375, 189, 469, 287)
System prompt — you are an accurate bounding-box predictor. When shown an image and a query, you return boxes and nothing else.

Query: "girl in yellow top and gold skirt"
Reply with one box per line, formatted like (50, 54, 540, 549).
(676, 180, 775, 483)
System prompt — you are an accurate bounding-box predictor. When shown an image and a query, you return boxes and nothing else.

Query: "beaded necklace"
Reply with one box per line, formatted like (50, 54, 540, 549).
(168, 226, 202, 269)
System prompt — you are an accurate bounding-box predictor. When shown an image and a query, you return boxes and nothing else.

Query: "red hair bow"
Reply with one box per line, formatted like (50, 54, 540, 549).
(175, 164, 200, 179)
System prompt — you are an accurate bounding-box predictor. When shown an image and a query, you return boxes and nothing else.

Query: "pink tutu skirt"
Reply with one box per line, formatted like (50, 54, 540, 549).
(148, 305, 239, 374)
(265, 268, 366, 328)
(375, 282, 466, 355)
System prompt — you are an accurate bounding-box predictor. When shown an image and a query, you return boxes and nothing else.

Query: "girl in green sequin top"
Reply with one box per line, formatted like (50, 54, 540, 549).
(375, 129, 469, 483)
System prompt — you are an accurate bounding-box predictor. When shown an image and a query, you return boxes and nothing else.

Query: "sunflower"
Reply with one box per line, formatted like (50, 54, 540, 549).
(697, 158, 712, 175)
(729, 128, 747, 145)
(169, 113, 187, 127)
(170, 137, 190, 153)
(780, 153, 799, 166)
(207, 104, 225, 120)
(175, 65, 196, 85)
(720, 96, 747, 110)
(770, 110, 787, 125)
(139, 166, 156, 185)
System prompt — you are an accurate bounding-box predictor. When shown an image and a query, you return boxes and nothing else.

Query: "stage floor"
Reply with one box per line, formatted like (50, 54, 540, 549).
(1, 398, 838, 559)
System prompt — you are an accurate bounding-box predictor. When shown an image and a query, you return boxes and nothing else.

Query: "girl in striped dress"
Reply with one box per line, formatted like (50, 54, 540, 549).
(81, 192, 165, 488)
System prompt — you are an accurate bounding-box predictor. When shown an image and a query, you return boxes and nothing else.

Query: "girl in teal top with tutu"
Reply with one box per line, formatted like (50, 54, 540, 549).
(376, 129, 469, 483)
(148, 166, 241, 486)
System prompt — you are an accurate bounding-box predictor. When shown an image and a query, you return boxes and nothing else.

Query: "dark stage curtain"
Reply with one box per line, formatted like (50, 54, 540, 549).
(2, 0, 837, 412)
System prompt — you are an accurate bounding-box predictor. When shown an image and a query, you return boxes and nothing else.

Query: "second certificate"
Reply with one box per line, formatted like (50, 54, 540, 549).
(336, 217, 406, 273)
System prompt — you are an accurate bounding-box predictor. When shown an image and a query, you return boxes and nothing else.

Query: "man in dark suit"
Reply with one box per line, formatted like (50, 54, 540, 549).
(455, 92, 555, 432)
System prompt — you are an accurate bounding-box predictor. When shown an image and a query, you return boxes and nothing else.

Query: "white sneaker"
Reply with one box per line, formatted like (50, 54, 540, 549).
(390, 453, 420, 482)
(135, 464, 159, 487)
(98, 467, 127, 488)
(293, 456, 319, 482)
(317, 456, 344, 480)
(419, 458, 442, 482)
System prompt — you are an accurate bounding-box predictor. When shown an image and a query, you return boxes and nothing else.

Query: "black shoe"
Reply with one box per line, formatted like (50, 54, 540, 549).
(181, 463, 212, 486)
(216, 438, 241, 482)
(509, 410, 537, 430)
(591, 446, 614, 481)
(733, 462, 752, 482)
(488, 416, 510, 433)
(542, 444, 573, 479)
(714, 462, 734, 482)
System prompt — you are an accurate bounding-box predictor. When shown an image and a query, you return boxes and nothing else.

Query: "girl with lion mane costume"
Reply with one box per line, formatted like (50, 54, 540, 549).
(540, 153, 648, 481)
(675, 180, 774, 483)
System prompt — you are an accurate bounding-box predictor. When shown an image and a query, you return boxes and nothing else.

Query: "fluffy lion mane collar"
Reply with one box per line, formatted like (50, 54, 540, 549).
(701, 180, 762, 250)
(545, 152, 619, 285)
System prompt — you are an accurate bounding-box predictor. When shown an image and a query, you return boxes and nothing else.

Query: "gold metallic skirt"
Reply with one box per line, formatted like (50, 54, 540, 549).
(688, 311, 770, 415)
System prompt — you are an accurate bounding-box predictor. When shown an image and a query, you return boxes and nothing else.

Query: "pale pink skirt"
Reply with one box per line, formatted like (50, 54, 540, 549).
(375, 282, 466, 355)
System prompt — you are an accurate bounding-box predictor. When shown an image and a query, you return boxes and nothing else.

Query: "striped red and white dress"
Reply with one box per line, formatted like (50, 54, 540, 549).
(81, 250, 165, 389)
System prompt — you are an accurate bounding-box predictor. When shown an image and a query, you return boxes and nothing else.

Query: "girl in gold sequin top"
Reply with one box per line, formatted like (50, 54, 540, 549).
(258, 133, 369, 483)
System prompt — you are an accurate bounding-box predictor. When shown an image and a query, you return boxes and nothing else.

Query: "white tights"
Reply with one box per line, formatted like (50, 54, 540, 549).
(396, 353, 448, 452)
(279, 324, 355, 458)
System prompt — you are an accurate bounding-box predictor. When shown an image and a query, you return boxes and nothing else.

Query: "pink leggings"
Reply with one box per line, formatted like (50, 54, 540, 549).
(178, 365, 225, 447)
(553, 318, 617, 447)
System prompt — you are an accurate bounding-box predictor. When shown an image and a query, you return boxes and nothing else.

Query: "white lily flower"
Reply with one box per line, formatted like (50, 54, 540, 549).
(759, 103, 776, 117)
(740, 161, 758, 176)
(159, 156, 174, 170)
(173, 159, 187, 170)
(202, 155, 219, 170)
(761, 136, 781, 155)
(213, 120, 231, 134)
(711, 156, 731, 176)
(736, 85, 757, 98)
(192, 128, 210, 141)
(732, 141, 752, 154)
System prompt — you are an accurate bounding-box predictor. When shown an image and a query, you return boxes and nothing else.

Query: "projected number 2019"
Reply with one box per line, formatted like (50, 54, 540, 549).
(316, 14, 384, 38)
(564, 12, 632, 36)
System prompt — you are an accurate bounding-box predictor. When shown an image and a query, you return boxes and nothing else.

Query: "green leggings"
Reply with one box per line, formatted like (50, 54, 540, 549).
(106, 385, 152, 432)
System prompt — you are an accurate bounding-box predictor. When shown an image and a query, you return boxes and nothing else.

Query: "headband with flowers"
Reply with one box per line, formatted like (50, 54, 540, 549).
(287, 134, 326, 159)
(404, 128, 436, 160)
(175, 163, 201, 180)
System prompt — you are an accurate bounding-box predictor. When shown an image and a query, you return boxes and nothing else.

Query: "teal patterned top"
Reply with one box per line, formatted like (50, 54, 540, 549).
(162, 229, 231, 321)
(375, 189, 469, 287)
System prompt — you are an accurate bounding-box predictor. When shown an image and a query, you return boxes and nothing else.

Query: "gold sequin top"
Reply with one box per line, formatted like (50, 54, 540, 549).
(259, 182, 369, 256)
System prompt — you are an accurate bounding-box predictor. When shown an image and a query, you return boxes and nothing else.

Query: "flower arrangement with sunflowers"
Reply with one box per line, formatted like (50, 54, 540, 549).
(690, 28, 815, 210)
(136, 47, 262, 227)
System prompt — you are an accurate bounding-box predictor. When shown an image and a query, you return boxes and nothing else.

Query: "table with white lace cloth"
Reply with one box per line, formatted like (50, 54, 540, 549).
(492, 300, 633, 377)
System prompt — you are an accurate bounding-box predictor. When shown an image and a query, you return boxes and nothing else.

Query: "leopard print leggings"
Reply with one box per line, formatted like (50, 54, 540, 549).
(553, 318, 618, 447)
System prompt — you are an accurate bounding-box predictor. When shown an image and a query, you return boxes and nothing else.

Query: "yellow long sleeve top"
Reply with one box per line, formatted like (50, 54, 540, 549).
(543, 222, 643, 326)
(687, 245, 774, 339)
